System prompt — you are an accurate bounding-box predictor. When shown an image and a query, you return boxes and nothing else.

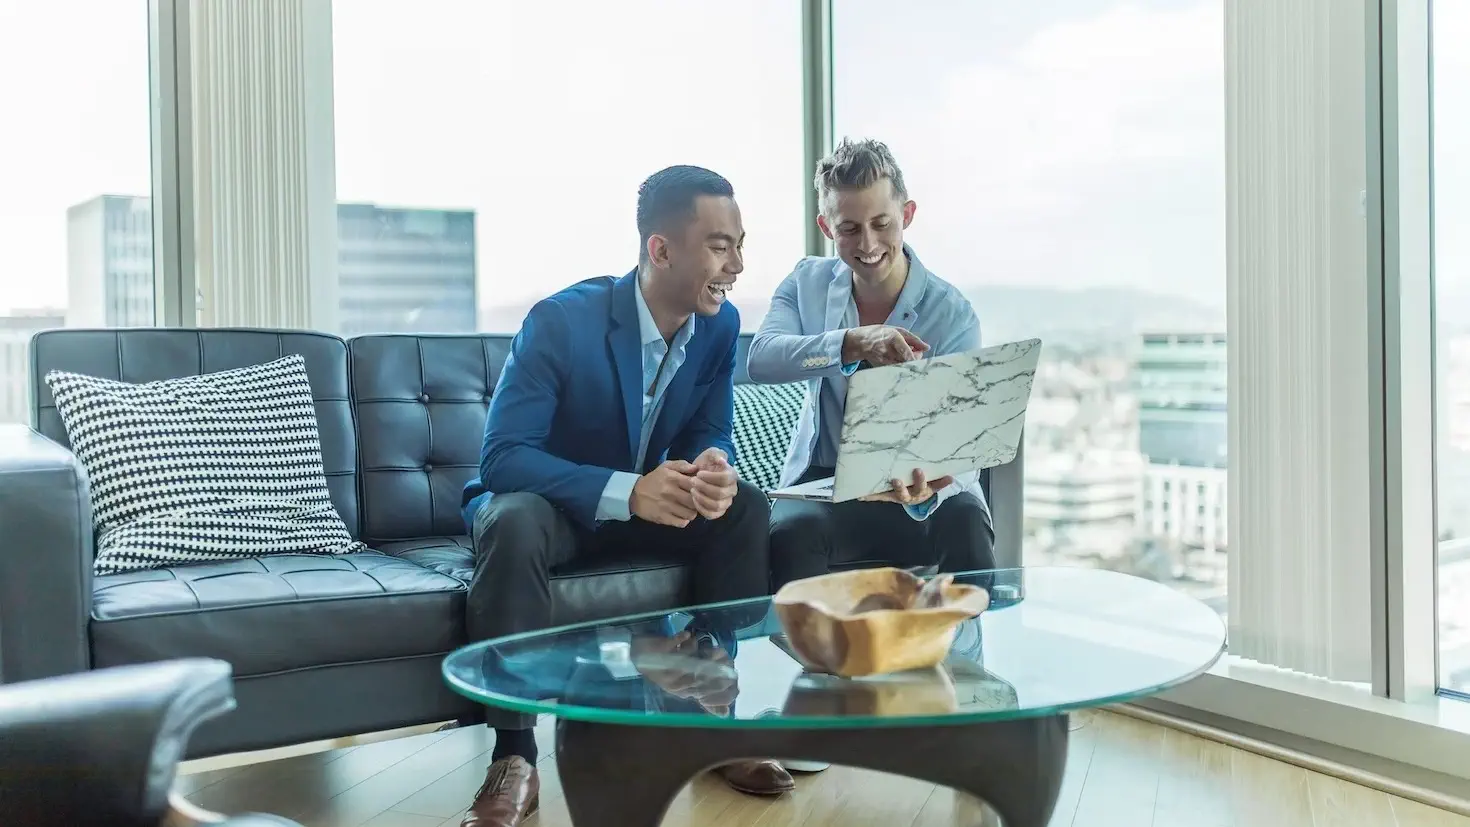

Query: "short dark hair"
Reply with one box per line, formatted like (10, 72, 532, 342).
(815, 137, 909, 213)
(636, 165, 735, 263)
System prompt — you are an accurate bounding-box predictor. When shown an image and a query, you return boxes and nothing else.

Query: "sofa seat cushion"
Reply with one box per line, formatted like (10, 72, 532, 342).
(90, 552, 465, 677)
(378, 537, 692, 626)
(377, 537, 476, 581)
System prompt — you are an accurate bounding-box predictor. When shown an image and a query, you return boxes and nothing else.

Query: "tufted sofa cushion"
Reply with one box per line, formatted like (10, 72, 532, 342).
(347, 335, 511, 543)
(350, 333, 710, 623)
(89, 553, 465, 677)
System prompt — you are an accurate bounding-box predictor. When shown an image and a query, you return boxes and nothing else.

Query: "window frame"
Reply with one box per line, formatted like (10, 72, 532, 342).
(1372, 0, 1437, 705)
(148, 0, 195, 327)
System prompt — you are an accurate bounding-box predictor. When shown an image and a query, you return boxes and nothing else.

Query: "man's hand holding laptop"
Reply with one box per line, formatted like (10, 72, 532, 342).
(860, 467, 955, 505)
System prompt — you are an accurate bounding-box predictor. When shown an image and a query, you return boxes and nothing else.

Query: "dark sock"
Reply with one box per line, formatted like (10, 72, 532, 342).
(491, 727, 538, 764)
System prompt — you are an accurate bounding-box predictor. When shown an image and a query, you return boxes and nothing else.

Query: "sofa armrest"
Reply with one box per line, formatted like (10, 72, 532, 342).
(0, 659, 236, 827)
(0, 423, 94, 683)
(985, 437, 1025, 570)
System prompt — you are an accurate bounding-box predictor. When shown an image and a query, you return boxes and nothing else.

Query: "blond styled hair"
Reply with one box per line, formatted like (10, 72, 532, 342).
(814, 137, 909, 212)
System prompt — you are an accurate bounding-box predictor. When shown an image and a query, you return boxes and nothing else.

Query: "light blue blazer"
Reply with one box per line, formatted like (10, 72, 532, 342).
(746, 245, 989, 521)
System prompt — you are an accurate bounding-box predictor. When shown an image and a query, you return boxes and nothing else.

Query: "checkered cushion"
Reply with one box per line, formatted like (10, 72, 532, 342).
(43, 354, 367, 575)
(732, 382, 807, 491)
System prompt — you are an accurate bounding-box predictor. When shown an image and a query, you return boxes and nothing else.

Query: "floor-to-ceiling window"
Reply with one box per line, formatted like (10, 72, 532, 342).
(330, 0, 808, 336)
(832, 0, 1230, 614)
(0, 1, 155, 423)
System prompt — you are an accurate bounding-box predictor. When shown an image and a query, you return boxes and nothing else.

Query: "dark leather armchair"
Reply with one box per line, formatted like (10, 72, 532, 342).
(0, 658, 299, 827)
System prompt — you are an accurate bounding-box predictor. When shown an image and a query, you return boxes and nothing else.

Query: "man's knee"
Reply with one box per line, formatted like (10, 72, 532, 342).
(722, 480, 771, 525)
(935, 493, 991, 529)
(769, 502, 835, 552)
(933, 494, 996, 565)
(473, 492, 560, 559)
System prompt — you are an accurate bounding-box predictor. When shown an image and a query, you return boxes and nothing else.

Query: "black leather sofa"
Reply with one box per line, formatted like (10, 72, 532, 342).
(0, 328, 1024, 759)
(0, 657, 300, 827)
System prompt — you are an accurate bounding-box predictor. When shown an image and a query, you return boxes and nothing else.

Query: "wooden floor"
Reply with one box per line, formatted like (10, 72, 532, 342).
(176, 710, 1470, 827)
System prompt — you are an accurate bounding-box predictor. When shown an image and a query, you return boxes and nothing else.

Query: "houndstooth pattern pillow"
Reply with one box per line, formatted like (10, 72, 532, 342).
(731, 382, 807, 491)
(45, 354, 367, 575)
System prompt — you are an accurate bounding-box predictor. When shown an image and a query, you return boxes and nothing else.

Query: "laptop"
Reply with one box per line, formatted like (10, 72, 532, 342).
(768, 338, 1042, 503)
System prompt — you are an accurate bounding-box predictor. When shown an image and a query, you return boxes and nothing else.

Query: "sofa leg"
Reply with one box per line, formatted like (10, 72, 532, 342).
(439, 713, 481, 731)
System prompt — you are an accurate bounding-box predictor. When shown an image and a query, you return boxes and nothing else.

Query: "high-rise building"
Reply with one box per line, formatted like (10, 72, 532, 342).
(1439, 335, 1470, 540)
(336, 203, 477, 336)
(1445, 336, 1470, 455)
(1025, 448, 1143, 558)
(1135, 332, 1228, 554)
(64, 198, 478, 335)
(66, 195, 155, 327)
(0, 310, 66, 425)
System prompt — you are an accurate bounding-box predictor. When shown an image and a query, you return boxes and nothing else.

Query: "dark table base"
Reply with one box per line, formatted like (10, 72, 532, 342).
(554, 713, 1069, 827)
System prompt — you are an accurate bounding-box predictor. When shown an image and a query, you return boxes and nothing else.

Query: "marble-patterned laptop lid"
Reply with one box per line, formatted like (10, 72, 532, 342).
(832, 338, 1042, 503)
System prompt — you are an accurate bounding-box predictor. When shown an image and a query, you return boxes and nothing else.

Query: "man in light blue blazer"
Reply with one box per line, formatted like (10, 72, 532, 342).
(456, 166, 790, 825)
(747, 138, 997, 590)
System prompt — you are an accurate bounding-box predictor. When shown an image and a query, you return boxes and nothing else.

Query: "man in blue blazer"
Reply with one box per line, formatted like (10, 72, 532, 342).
(747, 138, 997, 591)
(456, 166, 786, 826)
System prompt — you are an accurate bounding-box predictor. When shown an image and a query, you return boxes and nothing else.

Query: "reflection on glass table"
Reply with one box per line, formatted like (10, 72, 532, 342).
(442, 567, 1225, 827)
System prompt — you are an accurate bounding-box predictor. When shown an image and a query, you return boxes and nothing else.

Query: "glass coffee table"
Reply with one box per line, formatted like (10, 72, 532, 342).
(442, 567, 1225, 827)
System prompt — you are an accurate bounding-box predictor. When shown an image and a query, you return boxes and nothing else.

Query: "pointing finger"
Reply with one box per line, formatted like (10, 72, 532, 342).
(894, 337, 915, 361)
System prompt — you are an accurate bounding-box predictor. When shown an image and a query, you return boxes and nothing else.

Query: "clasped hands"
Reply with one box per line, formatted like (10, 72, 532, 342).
(630, 447, 737, 528)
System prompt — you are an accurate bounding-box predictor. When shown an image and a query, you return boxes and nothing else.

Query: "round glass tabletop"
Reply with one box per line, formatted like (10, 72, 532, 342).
(441, 566, 1226, 729)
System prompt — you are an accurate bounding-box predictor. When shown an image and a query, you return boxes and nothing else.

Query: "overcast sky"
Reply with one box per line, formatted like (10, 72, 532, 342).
(0, 0, 1464, 322)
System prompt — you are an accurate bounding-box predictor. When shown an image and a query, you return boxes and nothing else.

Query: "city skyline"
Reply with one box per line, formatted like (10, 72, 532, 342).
(0, 0, 1235, 316)
(5, 0, 1468, 329)
(54, 194, 480, 335)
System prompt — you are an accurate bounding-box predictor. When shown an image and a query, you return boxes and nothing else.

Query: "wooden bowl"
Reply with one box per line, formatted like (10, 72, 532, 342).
(772, 567, 990, 677)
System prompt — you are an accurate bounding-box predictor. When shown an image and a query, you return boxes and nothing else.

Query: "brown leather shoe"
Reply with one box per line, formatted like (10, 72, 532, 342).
(715, 759, 795, 796)
(461, 756, 539, 826)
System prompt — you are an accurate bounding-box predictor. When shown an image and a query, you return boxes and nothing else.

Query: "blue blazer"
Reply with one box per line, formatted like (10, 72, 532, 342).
(461, 271, 741, 531)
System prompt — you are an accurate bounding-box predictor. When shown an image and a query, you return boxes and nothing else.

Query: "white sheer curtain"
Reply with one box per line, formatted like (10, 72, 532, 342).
(1225, 0, 1375, 683)
(190, 0, 338, 330)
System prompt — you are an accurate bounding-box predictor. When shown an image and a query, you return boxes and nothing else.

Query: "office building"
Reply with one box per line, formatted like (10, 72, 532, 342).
(65, 195, 155, 328)
(1135, 332, 1229, 554)
(0, 310, 66, 425)
(1025, 448, 1142, 557)
(65, 198, 477, 336)
(336, 203, 477, 336)
(1441, 335, 1470, 541)
(1445, 336, 1470, 455)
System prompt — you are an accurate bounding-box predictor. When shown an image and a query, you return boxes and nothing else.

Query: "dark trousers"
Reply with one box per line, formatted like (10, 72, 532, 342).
(769, 466, 997, 590)
(467, 479, 772, 730)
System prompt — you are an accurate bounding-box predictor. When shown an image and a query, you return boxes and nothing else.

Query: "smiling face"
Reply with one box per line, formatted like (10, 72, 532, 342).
(646, 194, 745, 318)
(818, 178, 916, 287)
